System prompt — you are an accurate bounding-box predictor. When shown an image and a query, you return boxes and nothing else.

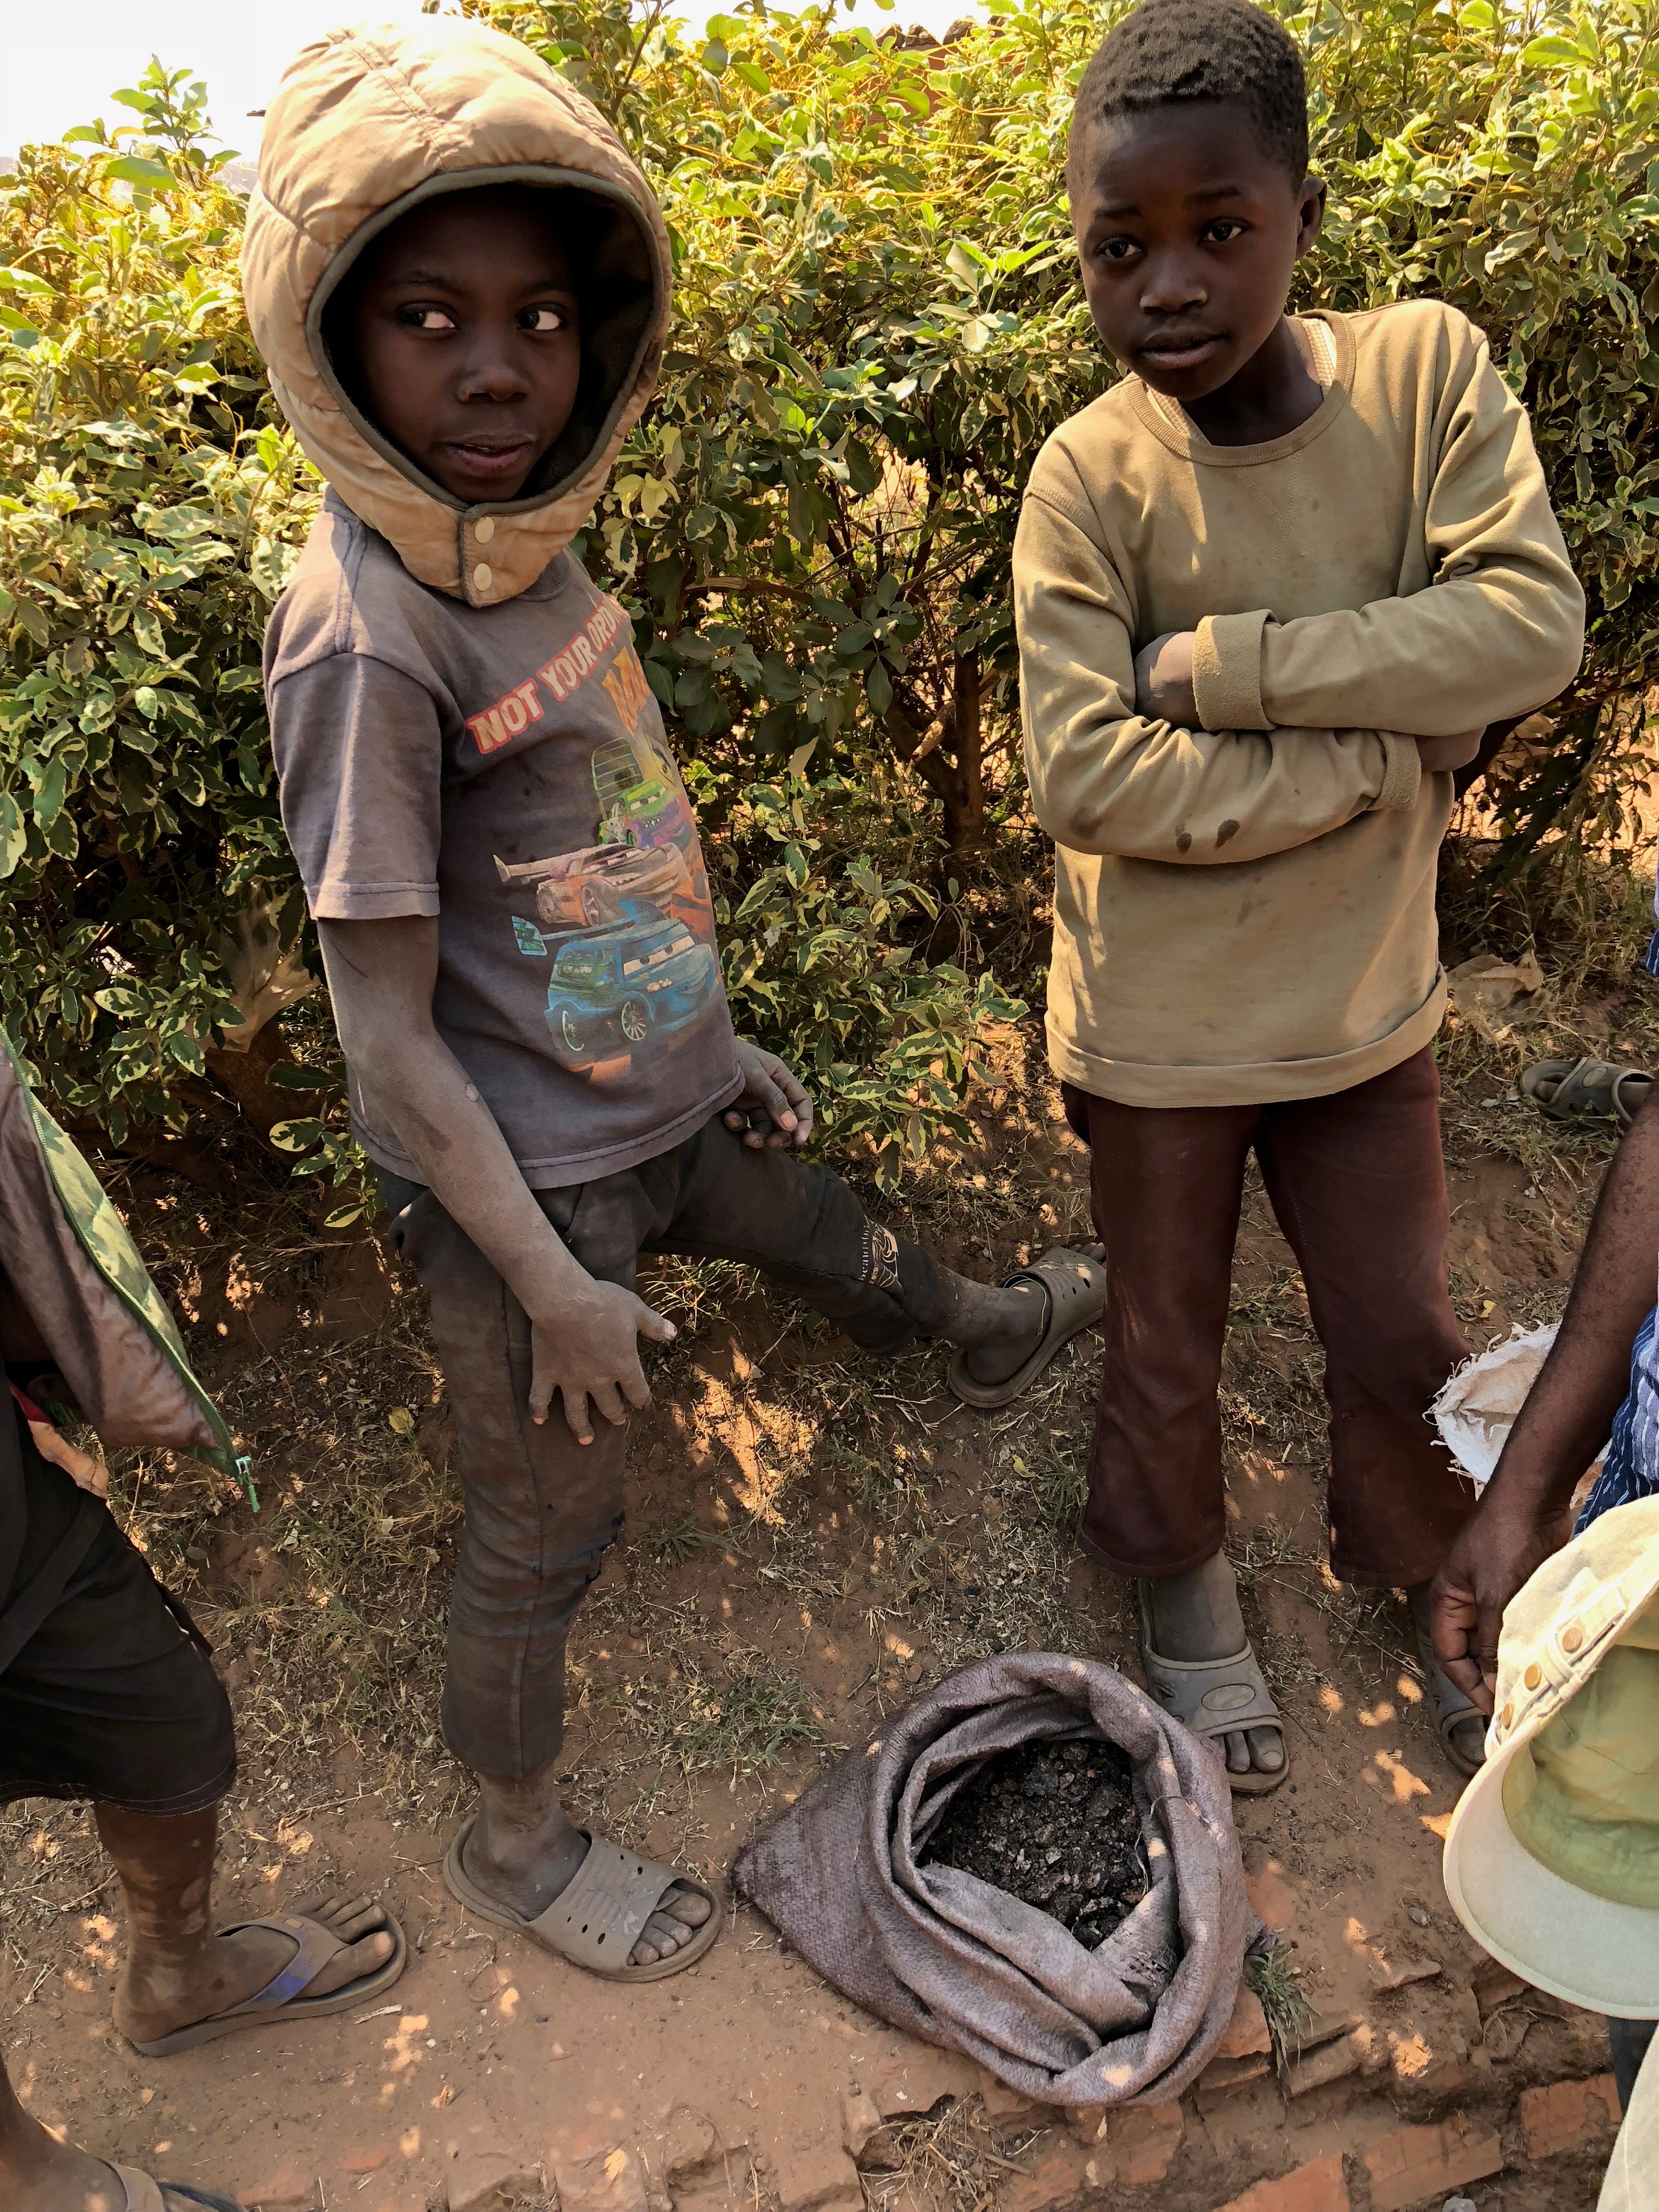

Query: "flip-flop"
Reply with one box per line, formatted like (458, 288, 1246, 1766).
(1521, 1057, 1653, 1129)
(946, 1244, 1109, 1410)
(1413, 1618, 1488, 1780)
(127, 1895, 407, 2057)
(108, 2166, 245, 2211)
(443, 1816, 722, 1983)
(1136, 1584, 1289, 1796)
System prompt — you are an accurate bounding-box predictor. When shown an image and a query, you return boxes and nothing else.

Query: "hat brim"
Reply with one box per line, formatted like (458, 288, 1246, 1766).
(1444, 1733, 1659, 2018)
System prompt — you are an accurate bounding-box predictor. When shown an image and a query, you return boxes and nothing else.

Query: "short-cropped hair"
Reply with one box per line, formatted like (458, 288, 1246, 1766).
(1068, 0, 1310, 194)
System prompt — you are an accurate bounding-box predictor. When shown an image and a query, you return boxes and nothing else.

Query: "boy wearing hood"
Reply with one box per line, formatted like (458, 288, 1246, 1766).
(247, 20, 1104, 1980)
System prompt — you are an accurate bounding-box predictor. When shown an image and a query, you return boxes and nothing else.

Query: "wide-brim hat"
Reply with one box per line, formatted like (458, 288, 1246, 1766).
(1443, 1493, 1659, 2018)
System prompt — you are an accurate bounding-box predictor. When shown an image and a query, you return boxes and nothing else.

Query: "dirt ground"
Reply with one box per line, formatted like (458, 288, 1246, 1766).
(3, 900, 1654, 2212)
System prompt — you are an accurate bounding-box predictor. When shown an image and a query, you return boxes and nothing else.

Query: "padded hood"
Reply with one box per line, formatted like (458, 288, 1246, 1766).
(242, 18, 670, 605)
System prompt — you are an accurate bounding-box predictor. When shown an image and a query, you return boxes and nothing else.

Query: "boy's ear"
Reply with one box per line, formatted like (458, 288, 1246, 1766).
(1294, 173, 1328, 259)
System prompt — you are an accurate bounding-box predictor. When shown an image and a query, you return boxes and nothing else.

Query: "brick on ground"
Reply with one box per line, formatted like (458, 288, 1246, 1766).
(1213, 2152, 1350, 2212)
(1520, 2073, 1622, 2160)
(769, 2133, 864, 2212)
(1219, 1984, 1273, 2059)
(448, 2154, 546, 2212)
(238, 2164, 319, 2209)
(1000, 2140, 1093, 2212)
(1361, 2116, 1503, 2211)
(552, 2139, 649, 2212)
(1109, 2101, 1183, 2185)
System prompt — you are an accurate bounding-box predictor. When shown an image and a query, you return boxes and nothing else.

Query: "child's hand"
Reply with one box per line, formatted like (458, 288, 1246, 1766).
(1133, 630, 1199, 726)
(724, 1040, 814, 1149)
(528, 1278, 678, 1445)
(1415, 726, 1486, 774)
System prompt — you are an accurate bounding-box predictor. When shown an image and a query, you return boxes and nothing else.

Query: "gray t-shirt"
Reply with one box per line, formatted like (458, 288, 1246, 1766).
(266, 495, 741, 1187)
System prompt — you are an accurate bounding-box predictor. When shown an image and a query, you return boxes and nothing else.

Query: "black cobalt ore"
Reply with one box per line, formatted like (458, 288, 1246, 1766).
(921, 1736, 1148, 1950)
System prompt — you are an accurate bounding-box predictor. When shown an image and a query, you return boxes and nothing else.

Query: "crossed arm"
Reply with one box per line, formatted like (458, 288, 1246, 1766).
(1132, 629, 1491, 777)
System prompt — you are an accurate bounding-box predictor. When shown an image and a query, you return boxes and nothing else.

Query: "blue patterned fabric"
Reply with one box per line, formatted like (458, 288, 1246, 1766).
(1576, 1308, 1659, 1532)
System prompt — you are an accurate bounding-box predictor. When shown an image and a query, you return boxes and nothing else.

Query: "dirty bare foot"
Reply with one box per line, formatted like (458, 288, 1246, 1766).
(1142, 1552, 1285, 1779)
(468, 1769, 713, 1968)
(941, 1243, 1106, 1386)
(111, 1893, 396, 2047)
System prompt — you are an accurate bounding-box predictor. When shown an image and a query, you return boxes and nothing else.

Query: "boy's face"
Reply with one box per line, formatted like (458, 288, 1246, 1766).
(339, 189, 582, 505)
(1073, 104, 1325, 403)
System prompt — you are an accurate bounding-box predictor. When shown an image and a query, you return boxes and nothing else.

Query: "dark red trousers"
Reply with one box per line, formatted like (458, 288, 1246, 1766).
(1063, 1046, 1474, 1589)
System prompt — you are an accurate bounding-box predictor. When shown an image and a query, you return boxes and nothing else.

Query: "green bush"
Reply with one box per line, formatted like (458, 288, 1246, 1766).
(0, 65, 315, 1146)
(488, 0, 1659, 870)
(2, 5, 1657, 1179)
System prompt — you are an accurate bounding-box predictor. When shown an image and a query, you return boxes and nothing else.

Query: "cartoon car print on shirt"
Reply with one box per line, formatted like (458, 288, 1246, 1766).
(592, 734, 686, 847)
(494, 840, 692, 929)
(514, 914, 719, 1070)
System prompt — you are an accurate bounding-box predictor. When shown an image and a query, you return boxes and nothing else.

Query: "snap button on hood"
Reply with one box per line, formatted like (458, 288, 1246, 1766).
(242, 17, 671, 603)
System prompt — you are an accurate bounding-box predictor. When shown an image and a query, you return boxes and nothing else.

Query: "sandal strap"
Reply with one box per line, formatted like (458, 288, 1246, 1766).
(212, 1915, 340, 2012)
(524, 1836, 701, 1972)
(1141, 1641, 1282, 1737)
(1006, 1244, 1105, 1323)
(1533, 1057, 1648, 1121)
(113, 2170, 166, 2212)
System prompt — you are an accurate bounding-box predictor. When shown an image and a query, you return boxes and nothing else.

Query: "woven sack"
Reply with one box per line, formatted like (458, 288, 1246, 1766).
(735, 1650, 1258, 2106)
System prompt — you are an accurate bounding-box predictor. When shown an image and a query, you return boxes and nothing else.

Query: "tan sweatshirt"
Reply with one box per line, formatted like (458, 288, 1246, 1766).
(1015, 300, 1585, 1106)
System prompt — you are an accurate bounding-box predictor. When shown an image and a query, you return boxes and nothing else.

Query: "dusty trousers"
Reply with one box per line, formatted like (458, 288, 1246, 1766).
(1063, 1046, 1473, 1589)
(379, 1112, 939, 1780)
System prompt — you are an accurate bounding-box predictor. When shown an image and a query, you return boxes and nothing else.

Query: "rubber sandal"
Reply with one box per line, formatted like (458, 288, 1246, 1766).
(443, 1816, 722, 1982)
(109, 2165, 245, 2211)
(127, 1897, 407, 2057)
(1522, 1056, 1653, 1130)
(1136, 1584, 1289, 1796)
(946, 1244, 1109, 1410)
(1413, 1619, 1487, 1780)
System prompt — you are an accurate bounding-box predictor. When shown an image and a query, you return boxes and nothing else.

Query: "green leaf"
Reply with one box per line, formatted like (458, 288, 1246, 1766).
(1520, 35, 1584, 66)
(269, 1119, 325, 1153)
(0, 794, 26, 881)
(105, 156, 174, 185)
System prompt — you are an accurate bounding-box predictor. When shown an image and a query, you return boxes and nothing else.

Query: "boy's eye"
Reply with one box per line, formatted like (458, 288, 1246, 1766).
(1203, 219, 1247, 244)
(1094, 235, 1141, 264)
(522, 306, 571, 334)
(402, 306, 456, 332)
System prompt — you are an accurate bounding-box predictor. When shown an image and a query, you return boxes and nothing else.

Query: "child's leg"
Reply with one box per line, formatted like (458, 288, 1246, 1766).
(1253, 1047, 1480, 1767)
(1063, 1084, 1285, 1781)
(381, 1178, 708, 1967)
(1063, 1085, 1255, 1572)
(644, 1113, 1066, 1372)
(1252, 1048, 1471, 1584)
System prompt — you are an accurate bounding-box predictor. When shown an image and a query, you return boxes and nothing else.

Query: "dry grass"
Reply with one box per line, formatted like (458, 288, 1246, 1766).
(858, 2094, 1053, 2212)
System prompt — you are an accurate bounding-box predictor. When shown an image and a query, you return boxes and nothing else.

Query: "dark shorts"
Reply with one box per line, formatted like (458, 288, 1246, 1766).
(0, 1444, 236, 1815)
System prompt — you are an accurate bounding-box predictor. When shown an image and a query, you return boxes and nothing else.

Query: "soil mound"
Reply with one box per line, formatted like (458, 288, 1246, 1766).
(921, 1736, 1147, 1949)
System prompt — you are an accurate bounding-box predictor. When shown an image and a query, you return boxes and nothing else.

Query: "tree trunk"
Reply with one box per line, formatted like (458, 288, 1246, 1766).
(946, 650, 985, 862)
(881, 651, 987, 867)
(203, 1017, 306, 1145)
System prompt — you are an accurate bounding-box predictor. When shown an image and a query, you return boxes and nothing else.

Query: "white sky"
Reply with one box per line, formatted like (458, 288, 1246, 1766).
(2, 0, 975, 159)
